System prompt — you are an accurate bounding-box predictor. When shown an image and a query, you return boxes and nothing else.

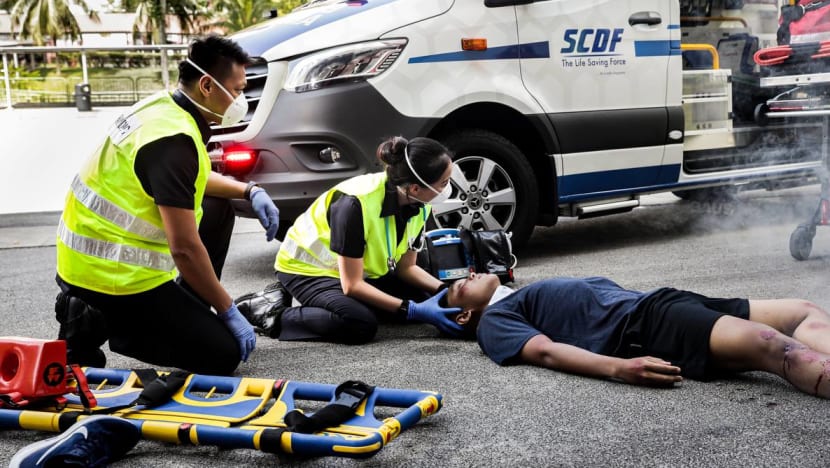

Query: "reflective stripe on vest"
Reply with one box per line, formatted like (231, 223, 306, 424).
(71, 175, 166, 242)
(57, 92, 210, 295)
(279, 213, 338, 270)
(276, 173, 430, 279)
(58, 220, 175, 271)
(280, 238, 336, 271)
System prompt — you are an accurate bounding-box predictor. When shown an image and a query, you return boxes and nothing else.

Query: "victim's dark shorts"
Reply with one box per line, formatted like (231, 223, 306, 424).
(619, 288, 750, 380)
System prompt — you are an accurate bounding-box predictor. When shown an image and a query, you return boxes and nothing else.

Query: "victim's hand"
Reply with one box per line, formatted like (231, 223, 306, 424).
(614, 356, 683, 387)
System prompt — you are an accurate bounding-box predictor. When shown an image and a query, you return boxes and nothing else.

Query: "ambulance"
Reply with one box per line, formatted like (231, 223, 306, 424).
(210, 0, 821, 246)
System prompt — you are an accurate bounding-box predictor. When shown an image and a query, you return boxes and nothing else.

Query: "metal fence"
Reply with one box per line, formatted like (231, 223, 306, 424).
(0, 76, 162, 106)
(0, 45, 189, 109)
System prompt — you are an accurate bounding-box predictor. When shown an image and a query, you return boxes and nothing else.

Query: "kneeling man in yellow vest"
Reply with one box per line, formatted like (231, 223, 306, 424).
(55, 35, 279, 375)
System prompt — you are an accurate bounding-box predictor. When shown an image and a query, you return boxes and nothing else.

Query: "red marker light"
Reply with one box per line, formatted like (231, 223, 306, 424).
(223, 149, 257, 175)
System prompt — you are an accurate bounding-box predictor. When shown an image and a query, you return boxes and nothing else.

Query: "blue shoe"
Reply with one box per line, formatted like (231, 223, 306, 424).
(9, 415, 140, 467)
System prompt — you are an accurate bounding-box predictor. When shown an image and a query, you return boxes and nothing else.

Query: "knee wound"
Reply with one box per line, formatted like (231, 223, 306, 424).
(782, 343, 809, 378)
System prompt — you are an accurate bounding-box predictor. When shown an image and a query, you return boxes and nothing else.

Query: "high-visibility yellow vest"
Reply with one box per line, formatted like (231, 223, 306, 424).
(276, 173, 429, 279)
(56, 91, 211, 295)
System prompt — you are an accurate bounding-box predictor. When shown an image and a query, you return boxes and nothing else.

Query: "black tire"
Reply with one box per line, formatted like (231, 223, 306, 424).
(437, 129, 539, 248)
(789, 225, 815, 261)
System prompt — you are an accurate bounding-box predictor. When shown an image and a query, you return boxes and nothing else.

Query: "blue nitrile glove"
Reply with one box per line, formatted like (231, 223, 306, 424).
(250, 188, 280, 242)
(220, 302, 256, 362)
(406, 289, 463, 336)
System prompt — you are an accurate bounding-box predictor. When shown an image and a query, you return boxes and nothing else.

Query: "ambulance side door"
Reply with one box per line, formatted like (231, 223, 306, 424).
(516, 0, 675, 200)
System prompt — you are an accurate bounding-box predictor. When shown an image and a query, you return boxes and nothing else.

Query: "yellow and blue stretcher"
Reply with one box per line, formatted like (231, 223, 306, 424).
(0, 368, 443, 458)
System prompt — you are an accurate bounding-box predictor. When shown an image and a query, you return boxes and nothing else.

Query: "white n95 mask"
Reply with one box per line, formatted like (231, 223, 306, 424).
(403, 144, 453, 205)
(429, 183, 452, 204)
(185, 58, 249, 127)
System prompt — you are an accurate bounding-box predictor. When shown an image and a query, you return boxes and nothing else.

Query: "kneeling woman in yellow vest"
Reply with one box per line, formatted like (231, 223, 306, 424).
(273, 136, 461, 343)
(54, 36, 280, 375)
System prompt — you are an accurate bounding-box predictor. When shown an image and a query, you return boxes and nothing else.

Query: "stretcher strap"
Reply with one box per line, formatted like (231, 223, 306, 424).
(259, 428, 288, 453)
(283, 380, 374, 434)
(65, 369, 189, 421)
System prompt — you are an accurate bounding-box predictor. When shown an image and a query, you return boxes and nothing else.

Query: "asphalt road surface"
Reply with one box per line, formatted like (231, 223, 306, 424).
(1, 189, 829, 467)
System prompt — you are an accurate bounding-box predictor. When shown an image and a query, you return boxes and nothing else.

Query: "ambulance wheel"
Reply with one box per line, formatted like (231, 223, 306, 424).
(789, 225, 815, 261)
(437, 129, 539, 248)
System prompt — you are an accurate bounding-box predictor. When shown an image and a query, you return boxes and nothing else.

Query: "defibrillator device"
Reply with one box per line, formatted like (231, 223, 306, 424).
(416, 228, 516, 285)
(0, 337, 95, 410)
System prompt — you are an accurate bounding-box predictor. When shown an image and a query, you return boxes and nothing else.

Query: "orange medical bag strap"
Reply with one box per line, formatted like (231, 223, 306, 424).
(0, 364, 92, 410)
(0, 394, 24, 409)
(68, 364, 97, 411)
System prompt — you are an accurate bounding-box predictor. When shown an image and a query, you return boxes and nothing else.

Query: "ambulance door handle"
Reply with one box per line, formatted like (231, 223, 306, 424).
(629, 12, 662, 26)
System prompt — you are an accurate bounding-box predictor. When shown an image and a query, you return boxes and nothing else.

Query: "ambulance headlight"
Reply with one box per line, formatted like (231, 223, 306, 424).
(283, 39, 407, 93)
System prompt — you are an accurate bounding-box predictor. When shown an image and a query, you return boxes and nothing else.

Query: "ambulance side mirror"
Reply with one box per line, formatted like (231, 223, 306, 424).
(484, 0, 534, 7)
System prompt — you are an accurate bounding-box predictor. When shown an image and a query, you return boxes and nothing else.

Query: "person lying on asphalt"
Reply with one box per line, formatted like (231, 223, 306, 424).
(443, 272, 830, 398)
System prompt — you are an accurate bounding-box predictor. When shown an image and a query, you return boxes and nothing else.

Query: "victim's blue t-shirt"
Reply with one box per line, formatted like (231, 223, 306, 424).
(476, 277, 649, 365)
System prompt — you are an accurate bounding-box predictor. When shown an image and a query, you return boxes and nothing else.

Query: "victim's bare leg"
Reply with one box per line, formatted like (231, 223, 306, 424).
(746, 299, 830, 354)
(708, 315, 830, 398)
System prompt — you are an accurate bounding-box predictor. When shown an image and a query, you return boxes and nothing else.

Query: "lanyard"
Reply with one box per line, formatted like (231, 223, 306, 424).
(385, 217, 396, 272)
(385, 207, 427, 272)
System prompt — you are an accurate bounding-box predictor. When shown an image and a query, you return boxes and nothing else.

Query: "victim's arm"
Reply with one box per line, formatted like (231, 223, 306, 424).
(519, 334, 682, 387)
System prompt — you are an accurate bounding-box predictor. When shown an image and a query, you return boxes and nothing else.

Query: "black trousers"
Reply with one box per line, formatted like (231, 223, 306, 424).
(276, 271, 430, 344)
(56, 197, 240, 375)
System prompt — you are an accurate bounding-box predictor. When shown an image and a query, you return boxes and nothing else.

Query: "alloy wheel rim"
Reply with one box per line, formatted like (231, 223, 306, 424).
(431, 155, 517, 231)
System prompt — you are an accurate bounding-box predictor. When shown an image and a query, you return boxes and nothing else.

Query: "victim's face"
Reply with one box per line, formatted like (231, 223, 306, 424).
(446, 272, 500, 311)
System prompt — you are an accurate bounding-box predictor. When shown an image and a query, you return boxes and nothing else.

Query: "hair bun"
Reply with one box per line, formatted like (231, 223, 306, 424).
(377, 136, 409, 166)
(390, 136, 408, 157)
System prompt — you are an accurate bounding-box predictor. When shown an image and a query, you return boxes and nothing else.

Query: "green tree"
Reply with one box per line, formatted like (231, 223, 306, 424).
(215, 0, 279, 33)
(10, 0, 99, 45)
(207, 0, 307, 34)
(118, 0, 206, 44)
(276, 0, 307, 15)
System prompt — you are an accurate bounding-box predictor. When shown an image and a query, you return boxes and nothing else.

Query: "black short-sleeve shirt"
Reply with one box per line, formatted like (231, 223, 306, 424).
(328, 181, 424, 259)
(476, 277, 649, 365)
(132, 90, 212, 209)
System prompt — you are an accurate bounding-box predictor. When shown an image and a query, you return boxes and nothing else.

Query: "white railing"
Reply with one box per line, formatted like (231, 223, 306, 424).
(0, 44, 189, 109)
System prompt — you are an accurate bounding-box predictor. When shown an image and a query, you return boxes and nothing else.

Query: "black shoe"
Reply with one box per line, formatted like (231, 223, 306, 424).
(235, 281, 291, 338)
(55, 292, 108, 368)
(9, 415, 140, 467)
